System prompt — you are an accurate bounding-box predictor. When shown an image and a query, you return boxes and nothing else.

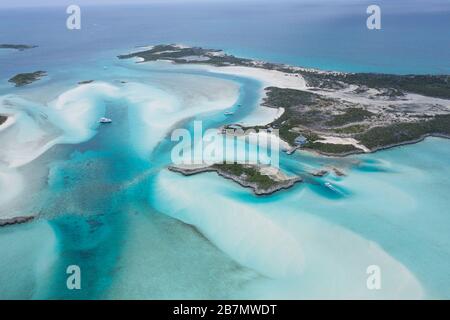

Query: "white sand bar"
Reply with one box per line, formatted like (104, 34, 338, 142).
(209, 66, 307, 90)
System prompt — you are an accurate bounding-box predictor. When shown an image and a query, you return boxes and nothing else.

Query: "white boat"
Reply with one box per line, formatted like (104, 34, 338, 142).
(99, 117, 112, 124)
(224, 111, 234, 116)
(324, 182, 338, 192)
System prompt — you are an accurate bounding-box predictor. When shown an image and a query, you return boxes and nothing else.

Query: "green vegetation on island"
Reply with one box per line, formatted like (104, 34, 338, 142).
(262, 87, 333, 110)
(261, 87, 329, 143)
(244, 86, 450, 155)
(325, 108, 374, 127)
(356, 114, 450, 150)
(0, 44, 37, 51)
(259, 87, 361, 152)
(300, 71, 450, 100)
(304, 142, 359, 154)
(8, 71, 47, 87)
(333, 124, 369, 134)
(213, 163, 275, 190)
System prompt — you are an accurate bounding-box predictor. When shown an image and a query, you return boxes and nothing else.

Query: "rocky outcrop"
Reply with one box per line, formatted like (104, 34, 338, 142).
(0, 216, 35, 227)
(168, 165, 216, 176)
(78, 80, 94, 85)
(310, 169, 329, 177)
(214, 169, 302, 196)
(332, 167, 346, 176)
(0, 115, 7, 126)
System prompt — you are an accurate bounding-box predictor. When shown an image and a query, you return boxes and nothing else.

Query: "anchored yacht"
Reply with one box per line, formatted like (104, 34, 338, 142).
(99, 117, 112, 124)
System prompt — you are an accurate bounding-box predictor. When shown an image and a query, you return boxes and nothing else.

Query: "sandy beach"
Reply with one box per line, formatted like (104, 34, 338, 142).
(0, 168, 24, 217)
(209, 65, 307, 90)
(316, 135, 371, 153)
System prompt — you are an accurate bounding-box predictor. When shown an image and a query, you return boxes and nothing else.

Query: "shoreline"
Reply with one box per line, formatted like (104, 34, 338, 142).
(299, 134, 450, 158)
(207, 65, 308, 126)
(192, 60, 450, 158)
(0, 216, 35, 228)
(357, 133, 450, 155)
(207, 65, 308, 90)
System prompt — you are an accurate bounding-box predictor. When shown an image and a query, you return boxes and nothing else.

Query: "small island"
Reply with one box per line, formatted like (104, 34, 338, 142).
(0, 216, 35, 228)
(0, 44, 37, 51)
(119, 44, 450, 156)
(0, 115, 6, 126)
(168, 163, 302, 196)
(8, 71, 47, 87)
(78, 80, 95, 85)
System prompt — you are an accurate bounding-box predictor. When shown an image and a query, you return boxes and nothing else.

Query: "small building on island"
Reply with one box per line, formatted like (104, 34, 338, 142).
(221, 124, 244, 135)
(227, 124, 243, 130)
(294, 135, 308, 147)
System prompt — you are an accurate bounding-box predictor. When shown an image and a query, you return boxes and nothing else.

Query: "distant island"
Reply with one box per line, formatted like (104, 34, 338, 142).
(119, 44, 450, 157)
(8, 71, 47, 87)
(0, 44, 37, 51)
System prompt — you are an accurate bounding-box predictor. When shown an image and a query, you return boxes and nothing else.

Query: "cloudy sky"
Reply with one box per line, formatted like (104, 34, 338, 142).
(3, 0, 161, 7)
(1, 0, 446, 11)
(0, 0, 359, 8)
(0, 0, 236, 7)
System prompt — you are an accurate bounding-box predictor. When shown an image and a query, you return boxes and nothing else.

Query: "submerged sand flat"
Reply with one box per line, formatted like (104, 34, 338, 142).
(150, 169, 424, 299)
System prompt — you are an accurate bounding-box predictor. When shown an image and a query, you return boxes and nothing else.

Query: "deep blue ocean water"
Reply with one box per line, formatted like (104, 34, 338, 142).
(1, 0, 450, 80)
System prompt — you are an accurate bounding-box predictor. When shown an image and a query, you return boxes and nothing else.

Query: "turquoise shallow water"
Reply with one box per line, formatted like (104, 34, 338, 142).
(149, 138, 450, 299)
(0, 57, 268, 299)
(0, 57, 449, 298)
(0, 1, 449, 299)
(284, 138, 450, 297)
